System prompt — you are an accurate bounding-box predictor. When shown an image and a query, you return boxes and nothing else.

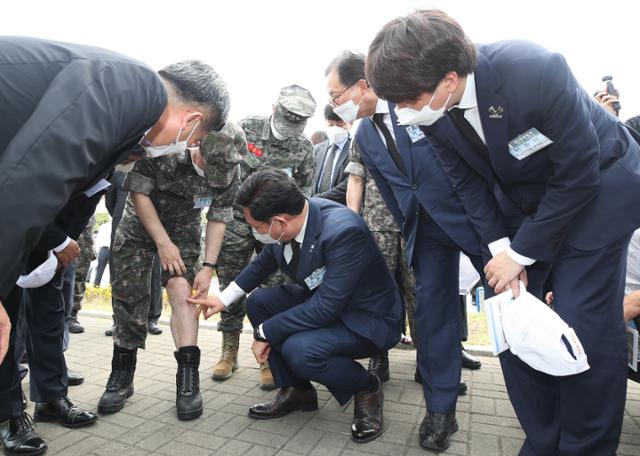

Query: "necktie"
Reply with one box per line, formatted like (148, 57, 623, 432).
(288, 240, 301, 274)
(372, 113, 407, 176)
(448, 108, 489, 160)
(318, 144, 339, 192)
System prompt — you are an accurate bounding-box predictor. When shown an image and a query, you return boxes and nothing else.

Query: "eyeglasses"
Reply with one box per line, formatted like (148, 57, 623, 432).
(329, 81, 356, 107)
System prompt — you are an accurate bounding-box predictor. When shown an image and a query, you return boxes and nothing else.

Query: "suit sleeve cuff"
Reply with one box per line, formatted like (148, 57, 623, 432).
(53, 237, 71, 253)
(488, 237, 511, 257)
(219, 281, 246, 309)
(506, 246, 536, 266)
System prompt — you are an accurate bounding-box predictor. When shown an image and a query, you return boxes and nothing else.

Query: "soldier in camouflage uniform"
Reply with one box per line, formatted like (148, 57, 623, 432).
(215, 85, 316, 389)
(345, 142, 417, 382)
(98, 123, 245, 421)
(68, 216, 96, 334)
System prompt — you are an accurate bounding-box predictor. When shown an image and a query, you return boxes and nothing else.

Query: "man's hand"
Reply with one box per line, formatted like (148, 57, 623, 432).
(594, 91, 620, 116)
(485, 252, 525, 296)
(0, 300, 11, 364)
(54, 239, 80, 268)
(252, 339, 271, 364)
(192, 267, 213, 299)
(187, 295, 225, 319)
(157, 240, 186, 276)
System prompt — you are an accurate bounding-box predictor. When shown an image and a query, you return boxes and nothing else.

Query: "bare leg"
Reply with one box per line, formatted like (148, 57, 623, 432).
(166, 277, 198, 349)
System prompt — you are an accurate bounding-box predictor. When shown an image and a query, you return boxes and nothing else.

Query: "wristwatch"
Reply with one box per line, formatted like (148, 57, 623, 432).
(202, 262, 217, 271)
(253, 325, 267, 342)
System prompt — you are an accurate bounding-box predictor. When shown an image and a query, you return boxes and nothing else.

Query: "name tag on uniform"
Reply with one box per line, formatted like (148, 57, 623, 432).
(406, 125, 426, 143)
(281, 167, 293, 177)
(193, 194, 213, 209)
(508, 128, 553, 160)
(304, 266, 326, 290)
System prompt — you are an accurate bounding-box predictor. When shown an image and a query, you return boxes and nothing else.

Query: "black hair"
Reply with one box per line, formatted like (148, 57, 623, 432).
(236, 168, 305, 222)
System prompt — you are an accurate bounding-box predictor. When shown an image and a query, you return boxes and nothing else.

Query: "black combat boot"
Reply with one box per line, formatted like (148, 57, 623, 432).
(174, 346, 203, 421)
(98, 345, 136, 414)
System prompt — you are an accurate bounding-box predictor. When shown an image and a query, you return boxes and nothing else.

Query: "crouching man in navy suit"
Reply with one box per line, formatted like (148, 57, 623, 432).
(366, 9, 640, 456)
(189, 168, 403, 443)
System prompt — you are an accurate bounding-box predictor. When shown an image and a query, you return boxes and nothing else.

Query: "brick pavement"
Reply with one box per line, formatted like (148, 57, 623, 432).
(20, 316, 640, 456)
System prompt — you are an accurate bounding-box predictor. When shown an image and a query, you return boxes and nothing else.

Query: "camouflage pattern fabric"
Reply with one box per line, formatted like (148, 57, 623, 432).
(217, 115, 315, 332)
(72, 216, 96, 311)
(272, 84, 317, 138)
(346, 143, 416, 343)
(111, 149, 239, 350)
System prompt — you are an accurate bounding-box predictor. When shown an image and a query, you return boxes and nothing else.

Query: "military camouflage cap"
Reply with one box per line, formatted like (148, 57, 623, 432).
(200, 121, 247, 187)
(272, 84, 317, 139)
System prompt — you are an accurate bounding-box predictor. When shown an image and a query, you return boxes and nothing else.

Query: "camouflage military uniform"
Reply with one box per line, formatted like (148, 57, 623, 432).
(72, 216, 96, 311)
(112, 127, 242, 350)
(216, 115, 315, 332)
(345, 143, 417, 343)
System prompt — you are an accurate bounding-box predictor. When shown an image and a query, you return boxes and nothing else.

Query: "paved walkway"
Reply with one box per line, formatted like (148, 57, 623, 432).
(21, 316, 640, 456)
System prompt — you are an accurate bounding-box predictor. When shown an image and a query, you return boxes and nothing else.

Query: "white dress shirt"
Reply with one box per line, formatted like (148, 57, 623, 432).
(456, 73, 535, 266)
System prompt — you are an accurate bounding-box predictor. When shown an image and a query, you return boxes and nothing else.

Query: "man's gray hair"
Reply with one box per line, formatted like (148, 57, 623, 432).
(159, 60, 230, 132)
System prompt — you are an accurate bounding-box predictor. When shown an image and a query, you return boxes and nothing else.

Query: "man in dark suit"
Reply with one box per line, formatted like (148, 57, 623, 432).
(189, 168, 403, 443)
(312, 105, 352, 205)
(0, 36, 230, 455)
(366, 9, 640, 455)
(325, 50, 487, 451)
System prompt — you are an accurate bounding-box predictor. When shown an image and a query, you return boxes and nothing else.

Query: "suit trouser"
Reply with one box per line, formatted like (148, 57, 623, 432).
(501, 236, 630, 456)
(246, 284, 378, 405)
(0, 287, 27, 421)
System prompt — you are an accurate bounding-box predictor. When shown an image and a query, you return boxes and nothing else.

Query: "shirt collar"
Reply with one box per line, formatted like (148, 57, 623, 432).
(374, 98, 389, 115)
(295, 205, 309, 244)
(456, 72, 478, 110)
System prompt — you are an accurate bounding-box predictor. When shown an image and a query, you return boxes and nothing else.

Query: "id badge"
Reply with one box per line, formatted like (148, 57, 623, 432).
(304, 266, 326, 290)
(508, 128, 553, 160)
(406, 125, 426, 143)
(193, 194, 213, 209)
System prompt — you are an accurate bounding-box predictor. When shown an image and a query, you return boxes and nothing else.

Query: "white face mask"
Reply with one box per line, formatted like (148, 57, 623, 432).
(396, 85, 452, 126)
(142, 120, 200, 158)
(270, 116, 287, 141)
(252, 219, 284, 245)
(333, 86, 364, 123)
(325, 126, 348, 145)
(115, 161, 136, 173)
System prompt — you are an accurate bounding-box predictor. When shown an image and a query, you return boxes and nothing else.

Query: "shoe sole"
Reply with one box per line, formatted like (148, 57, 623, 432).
(212, 365, 238, 381)
(35, 413, 98, 429)
(248, 404, 318, 420)
(97, 386, 134, 414)
(462, 363, 481, 370)
(259, 383, 277, 391)
(177, 407, 203, 421)
(0, 444, 48, 456)
(68, 328, 84, 334)
(419, 423, 459, 452)
(351, 431, 383, 444)
(68, 378, 84, 387)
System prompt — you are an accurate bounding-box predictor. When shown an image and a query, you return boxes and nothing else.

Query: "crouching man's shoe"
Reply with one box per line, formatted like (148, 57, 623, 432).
(0, 412, 47, 456)
(98, 345, 136, 414)
(352, 375, 384, 443)
(461, 346, 481, 370)
(34, 396, 97, 428)
(249, 386, 318, 419)
(419, 412, 458, 452)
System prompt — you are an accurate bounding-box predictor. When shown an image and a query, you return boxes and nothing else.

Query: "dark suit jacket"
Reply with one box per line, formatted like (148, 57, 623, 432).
(312, 137, 351, 205)
(353, 105, 483, 267)
(235, 198, 403, 350)
(424, 41, 640, 262)
(0, 37, 167, 298)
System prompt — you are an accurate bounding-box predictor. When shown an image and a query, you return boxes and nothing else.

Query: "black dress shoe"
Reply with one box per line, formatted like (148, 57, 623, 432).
(0, 412, 47, 456)
(34, 396, 97, 429)
(104, 325, 114, 337)
(352, 376, 384, 443)
(461, 347, 482, 370)
(67, 369, 84, 387)
(367, 351, 390, 383)
(414, 369, 468, 395)
(419, 411, 458, 452)
(248, 386, 318, 420)
(148, 321, 163, 335)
